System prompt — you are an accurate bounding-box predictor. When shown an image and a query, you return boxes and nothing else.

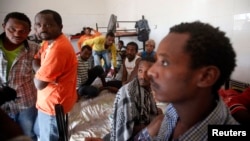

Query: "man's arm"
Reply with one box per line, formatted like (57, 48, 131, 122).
(82, 38, 94, 47)
(32, 58, 49, 90)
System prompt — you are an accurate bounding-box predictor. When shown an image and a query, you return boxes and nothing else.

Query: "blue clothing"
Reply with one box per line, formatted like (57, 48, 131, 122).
(140, 51, 155, 59)
(9, 106, 37, 141)
(135, 98, 239, 141)
(92, 49, 111, 71)
(36, 110, 59, 141)
(0, 33, 39, 141)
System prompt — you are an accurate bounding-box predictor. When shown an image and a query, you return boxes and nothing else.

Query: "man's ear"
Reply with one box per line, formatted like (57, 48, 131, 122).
(196, 66, 220, 87)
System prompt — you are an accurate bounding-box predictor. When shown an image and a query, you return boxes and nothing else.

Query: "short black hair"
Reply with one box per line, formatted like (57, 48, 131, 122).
(81, 45, 92, 52)
(106, 31, 115, 37)
(118, 40, 124, 45)
(170, 21, 236, 93)
(140, 56, 156, 63)
(126, 41, 139, 52)
(37, 9, 62, 26)
(4, 12, 31, 28)
(83, 27, 92, 31)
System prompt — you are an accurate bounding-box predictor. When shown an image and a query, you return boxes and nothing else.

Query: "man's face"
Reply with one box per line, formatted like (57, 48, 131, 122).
(84, 28, 91, 35)
(34, 13, 62, 41)
(137, 60, 153, 88)
(126, 45, 137, 61)
(3, 18, 30, 45)
(148, 33, 200, 103)
(80, 48, 92, 61)
(105, 36, 115, 46)
(145, 43, 155, 53)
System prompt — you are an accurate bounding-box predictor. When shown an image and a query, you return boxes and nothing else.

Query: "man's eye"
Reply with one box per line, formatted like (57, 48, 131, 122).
(162, 60, 168, 66)
(45, 24, 51, 27)
(8, 28, 15, 32)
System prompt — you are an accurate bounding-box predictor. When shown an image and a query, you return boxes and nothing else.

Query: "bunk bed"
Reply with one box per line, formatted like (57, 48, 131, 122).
(224, 79, 250, 91)
(96, 14, 136, 38)
(96, 14, 149, 51)
(69, 14, 150, 50)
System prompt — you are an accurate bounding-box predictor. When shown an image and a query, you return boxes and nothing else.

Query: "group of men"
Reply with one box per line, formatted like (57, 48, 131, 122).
(1, 10, 77, 141)
(0, 8, 243, 141)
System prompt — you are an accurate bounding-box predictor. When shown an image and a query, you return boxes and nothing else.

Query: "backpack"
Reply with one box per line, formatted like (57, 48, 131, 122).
(135, 19, 150, 42)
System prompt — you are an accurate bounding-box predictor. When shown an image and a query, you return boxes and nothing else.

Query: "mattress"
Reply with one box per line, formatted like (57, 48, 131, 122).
(68, 90, 115, 141)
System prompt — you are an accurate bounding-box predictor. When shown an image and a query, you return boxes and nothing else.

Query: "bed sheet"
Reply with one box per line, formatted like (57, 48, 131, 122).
(68, 90, 115, 141)
(68, 78, 168, 141)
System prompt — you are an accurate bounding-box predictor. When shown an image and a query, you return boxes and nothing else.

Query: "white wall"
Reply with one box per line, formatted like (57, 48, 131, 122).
(0, 0, 249, 83)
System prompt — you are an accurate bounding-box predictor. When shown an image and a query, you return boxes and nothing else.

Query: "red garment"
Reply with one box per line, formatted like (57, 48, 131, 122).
(219, 87, 250, 114)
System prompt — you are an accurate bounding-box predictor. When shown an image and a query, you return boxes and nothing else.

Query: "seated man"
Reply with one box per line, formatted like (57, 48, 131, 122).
(116, 40, 126, 71)
(122, 41, 141, 85)
(77, 45, 107, 98)
(109, 57, 162, 141)
(104, 41, 141, 92)
(134, 21, 238, 141)
(137, 39, 157, 60)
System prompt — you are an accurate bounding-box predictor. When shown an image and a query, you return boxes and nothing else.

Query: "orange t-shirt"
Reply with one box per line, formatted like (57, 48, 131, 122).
(77, 30, 101, 51)
(35, 34, 77, 115)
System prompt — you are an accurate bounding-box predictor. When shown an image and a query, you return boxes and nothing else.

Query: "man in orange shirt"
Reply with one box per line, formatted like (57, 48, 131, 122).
(32, 9, 77, 141)
(77, 27, 101, 51)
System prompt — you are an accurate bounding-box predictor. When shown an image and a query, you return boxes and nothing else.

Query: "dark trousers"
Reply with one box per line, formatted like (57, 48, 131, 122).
(78, 65, 104, 97)
(84, 65, 104, 85)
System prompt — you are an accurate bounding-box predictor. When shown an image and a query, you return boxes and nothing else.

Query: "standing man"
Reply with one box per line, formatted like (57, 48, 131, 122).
(82, 31, 117, 76)
(32, 9, 77, 141)
(0, 12, 39, 141)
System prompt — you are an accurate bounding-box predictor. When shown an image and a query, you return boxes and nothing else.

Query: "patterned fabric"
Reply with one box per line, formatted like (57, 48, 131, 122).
(0, 33, 40, 115)
(110, 78, 158, 141)
(135, 98, 239, 141)
(76, 54, 93, 88)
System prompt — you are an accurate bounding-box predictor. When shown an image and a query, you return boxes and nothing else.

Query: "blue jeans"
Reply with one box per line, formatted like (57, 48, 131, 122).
(9, 106, 37, 141)
(93, 50, 111, 71)
(36, 110, 59, 141)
